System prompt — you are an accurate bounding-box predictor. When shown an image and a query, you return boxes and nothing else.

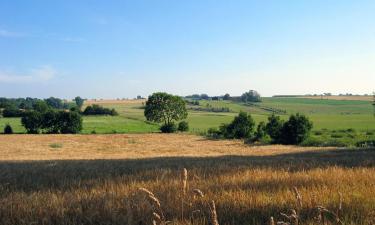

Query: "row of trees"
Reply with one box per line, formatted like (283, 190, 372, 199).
(82, 104, 118, 116)
(208, 112, 313, 144)
(21, 110, 82, 134)
(185, 90, 261, 102)
(1, 97, 86, 117)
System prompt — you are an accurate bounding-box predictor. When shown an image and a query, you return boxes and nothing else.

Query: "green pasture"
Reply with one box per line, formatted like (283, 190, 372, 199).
(1, 97, 374, 141)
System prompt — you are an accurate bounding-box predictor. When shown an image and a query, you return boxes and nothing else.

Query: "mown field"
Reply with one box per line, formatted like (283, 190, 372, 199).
(0, 97, 374, 146)
(0, 134, 374, 225)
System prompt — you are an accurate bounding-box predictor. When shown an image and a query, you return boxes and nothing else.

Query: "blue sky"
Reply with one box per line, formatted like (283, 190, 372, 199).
(0, 0, 374, 99)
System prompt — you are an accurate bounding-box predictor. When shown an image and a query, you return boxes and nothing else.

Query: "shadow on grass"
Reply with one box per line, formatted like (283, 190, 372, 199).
(0, 147, 374, 193)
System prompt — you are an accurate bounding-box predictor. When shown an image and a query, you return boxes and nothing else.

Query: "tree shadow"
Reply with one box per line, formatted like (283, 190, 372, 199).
(0, 147, 374, 193)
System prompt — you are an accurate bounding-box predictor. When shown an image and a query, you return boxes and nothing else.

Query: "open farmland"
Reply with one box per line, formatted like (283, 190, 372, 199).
(0, 134, 375, 225)
(1, 97, 374, 146)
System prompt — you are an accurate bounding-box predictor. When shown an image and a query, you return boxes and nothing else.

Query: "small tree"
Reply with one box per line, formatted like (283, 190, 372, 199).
(223, 93, 230, 100)
(241, 90, 261, 102)
(265, 114, 284, 143)
(178, 121, 189, 132)
(222, 111, 255, 139)
(254, 121, 267, 140)
(280, 113, 313, 144)
(4, 124, 13, 134)
(74, 96, 85, 110)
(144, 92, 188, 130)
(57, 111, 83, 134)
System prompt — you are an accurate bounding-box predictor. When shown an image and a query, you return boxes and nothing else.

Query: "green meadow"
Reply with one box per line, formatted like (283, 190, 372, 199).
(1, 97, 374, 146)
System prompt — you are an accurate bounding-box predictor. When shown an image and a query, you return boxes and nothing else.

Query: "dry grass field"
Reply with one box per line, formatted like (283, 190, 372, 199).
(0, 134, 375, 225)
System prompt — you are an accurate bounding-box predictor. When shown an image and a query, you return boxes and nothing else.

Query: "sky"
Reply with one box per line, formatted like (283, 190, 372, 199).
(0, 0, 374, 99)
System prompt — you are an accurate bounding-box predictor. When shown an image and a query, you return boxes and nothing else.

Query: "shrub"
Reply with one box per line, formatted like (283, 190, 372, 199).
(83, 104, 118, 116)
(221, 112, 255, 139)
(280, 113, 313, 144)
(265, 114, 284, 143)
(57, 111, 83, 134)
(254, 121, 267, 140)
(3, 124, 13, 134)
(160, 123, 177, 133)
(21, 111, 42, 134)
(206, 127, 222, 139)
(177, 121, 189, 132)
(21, 110, 82, 134)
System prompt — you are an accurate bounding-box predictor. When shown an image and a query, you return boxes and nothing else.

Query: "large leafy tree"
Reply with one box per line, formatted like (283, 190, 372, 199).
(144, 92, 188, 125)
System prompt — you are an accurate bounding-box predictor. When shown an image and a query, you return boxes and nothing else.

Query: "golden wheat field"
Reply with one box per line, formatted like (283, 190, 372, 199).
(0, 134, 374, 225)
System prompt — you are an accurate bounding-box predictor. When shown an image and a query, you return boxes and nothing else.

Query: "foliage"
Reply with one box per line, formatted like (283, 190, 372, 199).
(32, 100, 51, 113)
(265, 114, 284, 143)
(240, 90, 261, 102)
(74, 96, 85, 109)
(160, 122, 177, 133)
(21, 111, 43, 134)
(221, 112, 255, 139)
(280, 113, 313, 144)
(21, 110, 82, 134)
(2, 106, 24, 117)
(206, 127, 222, 139)
(144, 92, 187, 125)
(223, 93, 230, 100)
(177, 121, 189, 132)
(83, 104, 118, 116)
(3, 124, 13, 134)
(254, 121, 267, 140)
(45, 97, 64, 109)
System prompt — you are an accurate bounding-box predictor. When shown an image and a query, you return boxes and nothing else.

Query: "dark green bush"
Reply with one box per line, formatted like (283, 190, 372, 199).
(265, 114, 284, 143)
(280, 113, 313, 144)
(221, 112, 255, 139)
(160, 123, 177, 133)
(2, 106, 24, 117)
(21, 110, 82, 134)
(206, 127, 222, 139)
(83, 104, 118, 116)
(21, 111, 42, 133)
(177, 121, 189, 132)
(254, 121, 267, 140)
(3, 124, 13, 134)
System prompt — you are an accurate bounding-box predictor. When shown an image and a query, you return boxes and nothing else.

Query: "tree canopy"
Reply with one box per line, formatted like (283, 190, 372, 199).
(144, 92, 187, 125)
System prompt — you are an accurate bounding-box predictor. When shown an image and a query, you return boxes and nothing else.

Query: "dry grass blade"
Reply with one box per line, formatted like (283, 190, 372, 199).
(270, 216, 275, 225)
(192, 189, 204, 198)
(181, 168, 188, 195)
(138, 187, 155, 197)
(208, 200, 219, 225)
(293, 187, 302, 209)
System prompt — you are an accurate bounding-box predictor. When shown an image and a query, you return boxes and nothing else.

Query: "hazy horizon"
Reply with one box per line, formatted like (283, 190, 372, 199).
(1, 1, 374, 99)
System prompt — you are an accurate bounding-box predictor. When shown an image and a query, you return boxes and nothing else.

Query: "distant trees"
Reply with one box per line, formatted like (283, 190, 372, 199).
(241, 90, 261, 102)
(144, 92, 187, 133)
(21, 110, 82, 134)
(207, 112, 313, 145)
(264, 113, 313, 144)
(82, 104, 118, 116)
(74, 96, 85, 110)
(223, 93, 230, 100)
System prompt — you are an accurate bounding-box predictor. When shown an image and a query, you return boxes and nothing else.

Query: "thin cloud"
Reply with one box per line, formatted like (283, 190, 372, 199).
(0, 29, 25, 38)
(0, 65, 57, 83)
(60, 37, 86, 42)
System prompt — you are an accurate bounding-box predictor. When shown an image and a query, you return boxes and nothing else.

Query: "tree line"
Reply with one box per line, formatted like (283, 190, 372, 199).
(1, 96, 118, 134)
